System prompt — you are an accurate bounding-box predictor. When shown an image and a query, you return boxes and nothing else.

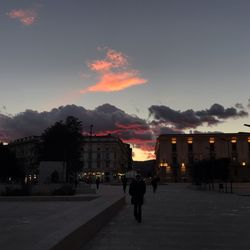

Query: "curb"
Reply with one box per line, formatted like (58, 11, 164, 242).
(51, 195, 125, 250)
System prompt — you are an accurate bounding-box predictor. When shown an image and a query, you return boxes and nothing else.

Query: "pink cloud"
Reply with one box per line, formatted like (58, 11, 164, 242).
(81, 71, 147, 93)
(88, 60, 113, 72)
(106, 49, 128, 68)
(88, 49, 128, 72)
(81, 48, 147, 93)
(7, 9, 37, 26)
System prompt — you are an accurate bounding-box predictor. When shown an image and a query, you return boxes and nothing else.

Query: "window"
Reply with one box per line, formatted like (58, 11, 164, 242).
(209, 137, 215, 144)
(172, 137, 177, 152)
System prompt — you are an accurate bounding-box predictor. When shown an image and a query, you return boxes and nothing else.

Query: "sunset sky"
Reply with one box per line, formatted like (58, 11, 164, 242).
(1, 0, 250, 160)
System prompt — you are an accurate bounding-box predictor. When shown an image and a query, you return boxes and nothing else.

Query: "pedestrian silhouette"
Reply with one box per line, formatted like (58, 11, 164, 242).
(129, 174, 146, 223)
(96, 177, 100, 189)
(121, 176, 128, 193)
(151, 176, 159, 193)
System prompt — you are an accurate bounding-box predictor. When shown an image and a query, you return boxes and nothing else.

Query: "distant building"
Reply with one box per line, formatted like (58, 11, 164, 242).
(155, 133, 250, 182)
(80, 135, 132, 182)
(8, 134, 132, 183)
(8, 136, 41, 181)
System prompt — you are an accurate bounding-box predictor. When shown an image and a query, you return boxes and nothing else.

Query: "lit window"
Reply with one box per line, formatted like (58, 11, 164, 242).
(231, 137, 237, 143)
(187, 137, 193, 144)
(160, 161, 168, 167)
(248, 137, 250, 143)
(181, 163, 186, 172)
(209, 137, 215, 144)
(171, 137, 177, 144)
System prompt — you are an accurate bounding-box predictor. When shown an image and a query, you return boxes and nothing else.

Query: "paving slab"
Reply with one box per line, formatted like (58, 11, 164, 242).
(82, 183, 250, 250)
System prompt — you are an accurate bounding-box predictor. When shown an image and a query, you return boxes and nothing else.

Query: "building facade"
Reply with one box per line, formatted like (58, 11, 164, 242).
(80, 135, 132, 182)
(8, 136, 41, 182)
(155, 133, 250, 182)
(8, 134, 132, 183)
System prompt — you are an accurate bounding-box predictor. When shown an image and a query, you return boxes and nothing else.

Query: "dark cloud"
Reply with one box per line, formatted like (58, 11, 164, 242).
(149, 103, 248, 130)
(0, 102, 249, 154)
(0, 104, 153, 145)
(235, 103, 244, 109)
(149, 106, 202, 129)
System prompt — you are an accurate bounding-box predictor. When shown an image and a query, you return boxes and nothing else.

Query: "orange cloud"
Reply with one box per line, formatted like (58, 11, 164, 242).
(7, 9, 37, 26)
(81, 71, 147, 93)
(81, 48, 147, 93)
(88, 49, 128, 73)
(106, 49, 128, 68)
(88, 60, 113, 72)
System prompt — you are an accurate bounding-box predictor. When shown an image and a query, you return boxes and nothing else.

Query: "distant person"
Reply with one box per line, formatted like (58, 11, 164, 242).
(129, 174, 146, 223)
(151, 176, 159, 193)
(121, 176, 128, 193)
(96, 177, 100, 189)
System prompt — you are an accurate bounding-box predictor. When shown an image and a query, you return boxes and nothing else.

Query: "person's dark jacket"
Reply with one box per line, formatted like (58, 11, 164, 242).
(129, 179, 146, 205)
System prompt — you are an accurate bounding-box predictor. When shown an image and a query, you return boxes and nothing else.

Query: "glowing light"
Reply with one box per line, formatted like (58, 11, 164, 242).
(181, 163, 186, 172)
(231, 137, 237, 143)
(209, 137, 215, 144)
(187, 137, 193, 144)
(171, 137, 177, 144)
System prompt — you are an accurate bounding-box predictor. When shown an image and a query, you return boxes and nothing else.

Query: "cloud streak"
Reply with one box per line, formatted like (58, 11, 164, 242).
(7, 8, 38, 26)
(80, 48, 147, 93)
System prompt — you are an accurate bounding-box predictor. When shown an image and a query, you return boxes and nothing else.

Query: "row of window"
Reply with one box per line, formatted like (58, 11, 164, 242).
(170, 136, 248, 144)
(171, 141, 250, 153)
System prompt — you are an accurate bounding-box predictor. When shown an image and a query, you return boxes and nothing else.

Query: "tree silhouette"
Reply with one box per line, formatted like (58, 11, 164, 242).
(41, 116, 83, 184)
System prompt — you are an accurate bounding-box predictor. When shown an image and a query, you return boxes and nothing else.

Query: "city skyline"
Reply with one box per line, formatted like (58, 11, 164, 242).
(1, 0, 250, 160)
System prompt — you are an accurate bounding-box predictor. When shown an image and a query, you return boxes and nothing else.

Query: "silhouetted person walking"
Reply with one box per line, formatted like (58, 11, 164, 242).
(129, 174, 146, 223)
(96, 177, 100, 189)
(121, 176, 128, 193)
(151, 176, 159, 193)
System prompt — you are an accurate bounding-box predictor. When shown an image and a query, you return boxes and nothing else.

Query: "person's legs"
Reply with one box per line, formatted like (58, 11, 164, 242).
(137, 204, 142, 222)
(134, 204, 138, 219)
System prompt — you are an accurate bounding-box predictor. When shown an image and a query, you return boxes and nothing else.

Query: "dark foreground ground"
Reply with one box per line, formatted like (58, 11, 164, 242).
(82, 183, 250, 250)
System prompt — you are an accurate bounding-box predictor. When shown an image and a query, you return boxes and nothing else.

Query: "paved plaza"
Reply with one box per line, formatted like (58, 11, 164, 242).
(83, 184, 250, 250)
(0, 185, 124, 250)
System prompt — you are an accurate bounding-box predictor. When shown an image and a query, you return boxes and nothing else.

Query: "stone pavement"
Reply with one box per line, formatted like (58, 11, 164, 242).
(82, 183, 250, 250)
(0, 185, 125, 250)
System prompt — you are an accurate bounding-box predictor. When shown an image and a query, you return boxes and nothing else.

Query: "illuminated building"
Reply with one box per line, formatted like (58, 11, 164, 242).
(81, 135, 132, 182)
(155, 133, 250, 182)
